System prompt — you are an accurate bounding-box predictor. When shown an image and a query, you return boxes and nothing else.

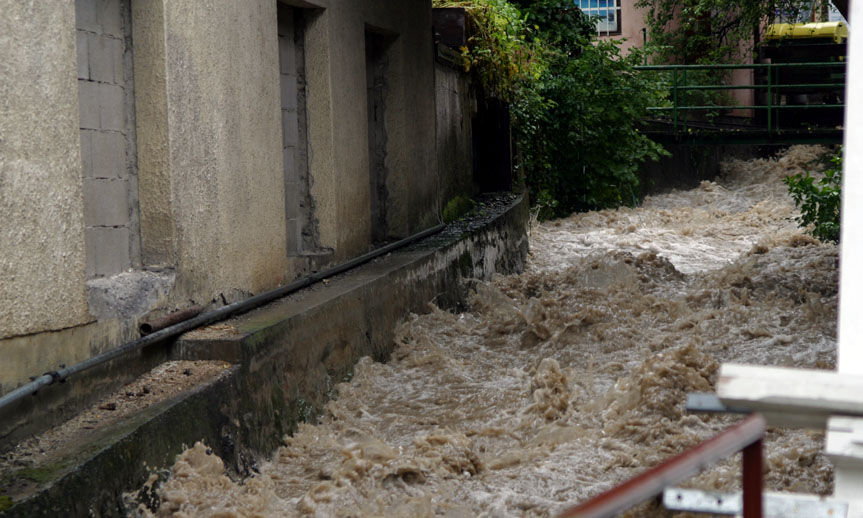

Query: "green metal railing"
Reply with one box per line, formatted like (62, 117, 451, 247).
(634, 62, 846, 137)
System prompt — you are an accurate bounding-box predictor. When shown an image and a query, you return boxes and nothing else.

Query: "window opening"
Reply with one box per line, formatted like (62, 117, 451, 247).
(365, 29, 395, 245)
(576, 0, 622, 36)
(279, 4, 321, 257)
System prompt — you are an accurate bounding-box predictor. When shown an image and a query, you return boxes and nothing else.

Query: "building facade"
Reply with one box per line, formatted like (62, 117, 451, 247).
(584, 0, 756, 113)
(0, 0, 469, 442)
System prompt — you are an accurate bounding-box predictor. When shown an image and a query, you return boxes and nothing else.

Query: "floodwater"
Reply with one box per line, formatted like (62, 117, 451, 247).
(139, 146, 839, 518)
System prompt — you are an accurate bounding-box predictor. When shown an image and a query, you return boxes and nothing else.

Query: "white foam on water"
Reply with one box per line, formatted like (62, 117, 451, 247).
(137, 146, 838, 518)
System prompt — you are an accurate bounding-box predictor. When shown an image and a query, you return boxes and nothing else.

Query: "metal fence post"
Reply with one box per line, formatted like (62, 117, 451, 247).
(672, 68, 678, 133)
(742, 438, 764, 518)
(767, 65, 774, 133)
(682, 67, 688, 132)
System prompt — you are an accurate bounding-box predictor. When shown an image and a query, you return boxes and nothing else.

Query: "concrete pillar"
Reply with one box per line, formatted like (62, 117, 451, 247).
(304, 8, 339, 254)
(134, 0, 290, 299)
(132, 0, 175, 268)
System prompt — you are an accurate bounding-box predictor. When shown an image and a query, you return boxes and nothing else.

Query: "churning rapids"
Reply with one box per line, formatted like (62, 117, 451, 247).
(137, 146, 839, 517)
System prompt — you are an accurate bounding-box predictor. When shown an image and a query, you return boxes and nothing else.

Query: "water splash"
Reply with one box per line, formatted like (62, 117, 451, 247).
(138, 146, 838, 517)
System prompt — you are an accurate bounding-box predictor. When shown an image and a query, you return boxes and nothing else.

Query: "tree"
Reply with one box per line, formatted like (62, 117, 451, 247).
(513, 0, 668, 215)
(635, 0, 838, 65)
(436, 0, 668, 218)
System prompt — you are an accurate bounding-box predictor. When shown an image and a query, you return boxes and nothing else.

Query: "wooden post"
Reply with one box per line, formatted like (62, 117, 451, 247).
(834, 0, 863, 515)
(839, 0, 863, 379)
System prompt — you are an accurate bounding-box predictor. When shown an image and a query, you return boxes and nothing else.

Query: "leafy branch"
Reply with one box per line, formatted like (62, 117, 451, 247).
(784, 148, 842, 243)
(436, 0, 668, 218)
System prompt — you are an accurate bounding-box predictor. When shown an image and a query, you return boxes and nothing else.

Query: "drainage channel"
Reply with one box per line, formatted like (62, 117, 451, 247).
(0, 223, 445, 414)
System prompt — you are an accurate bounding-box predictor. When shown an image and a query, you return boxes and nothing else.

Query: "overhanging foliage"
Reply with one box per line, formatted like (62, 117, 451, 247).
(635, 0, 837, 64)
(435, 0, 668, 219)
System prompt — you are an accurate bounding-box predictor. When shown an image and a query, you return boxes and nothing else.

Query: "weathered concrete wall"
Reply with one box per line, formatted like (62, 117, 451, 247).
(134, 0, 439, 287)
(638, 136, 758, 195)
(0, 0, 293, 438)
(0, 0, 91, 339)
(77, 0, 141, 278)
(0, 0, 462, 453)
(143, 0, 291, 301)
(180, 195, 529, 458)
(0, 370, 238, 518)
(0, 1, 170, 434)
(132, 0, 173, 268)
(0, 319, 169, 449)
(303, 0, 438, 255)
(435, 62, 475, 205)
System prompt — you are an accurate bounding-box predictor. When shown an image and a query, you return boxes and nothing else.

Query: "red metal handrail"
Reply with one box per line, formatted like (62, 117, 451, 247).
(558, 414, 767, 518)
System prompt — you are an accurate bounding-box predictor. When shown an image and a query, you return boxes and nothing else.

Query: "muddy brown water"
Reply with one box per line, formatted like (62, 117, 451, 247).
(137, 146, 838, 517)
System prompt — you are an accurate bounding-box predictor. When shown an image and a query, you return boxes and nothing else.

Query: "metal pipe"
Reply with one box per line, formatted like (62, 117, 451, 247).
(0, 223, 446, 413)
(139, 305, 204, 336)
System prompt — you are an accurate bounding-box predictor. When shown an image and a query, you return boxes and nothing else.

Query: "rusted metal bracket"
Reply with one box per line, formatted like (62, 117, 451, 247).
(687, 392, 751, 414)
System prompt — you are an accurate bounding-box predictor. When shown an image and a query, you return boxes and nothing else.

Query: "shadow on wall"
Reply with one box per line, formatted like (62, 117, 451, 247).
(638, 136, 758, 195)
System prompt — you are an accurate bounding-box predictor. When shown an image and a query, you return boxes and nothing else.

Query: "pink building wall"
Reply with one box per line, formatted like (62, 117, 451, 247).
(595, 0, 755, 117)
(597, 0, 649, 56)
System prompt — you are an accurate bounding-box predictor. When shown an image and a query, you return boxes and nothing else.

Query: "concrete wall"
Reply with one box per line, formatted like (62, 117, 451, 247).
(1, 195, 528, 517)
(435, 62, 475, 205)
(0, 1, 91, 339)
(135, 0, 439, 291)
(0, 0, 477, 449)
(77, 0, 142, 278)
(303, 0, 439, 254)
(139, 0, 291, 301)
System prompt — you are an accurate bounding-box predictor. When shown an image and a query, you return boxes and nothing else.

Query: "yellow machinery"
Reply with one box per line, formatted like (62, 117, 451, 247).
(764, 21, 848, 44)
(757, 20, 847, 128)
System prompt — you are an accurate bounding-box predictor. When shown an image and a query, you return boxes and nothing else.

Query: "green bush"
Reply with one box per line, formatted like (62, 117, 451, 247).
(435, 0, 668, 219)
(512, 0, 668, 217)
(784, 149, 842, 243)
